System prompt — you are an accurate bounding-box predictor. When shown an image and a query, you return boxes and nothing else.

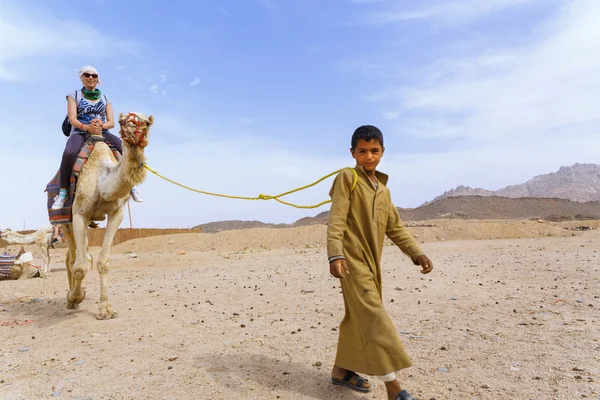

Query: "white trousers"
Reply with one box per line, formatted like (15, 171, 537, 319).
(379, 372, 396, 382)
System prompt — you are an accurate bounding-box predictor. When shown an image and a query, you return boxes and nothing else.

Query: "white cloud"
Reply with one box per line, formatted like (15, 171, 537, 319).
(218, 7, 232, 17)
(149, 84, 159, 94)
(0, 4, 141, 81)
(353, 1, 600, 200)
(189, 77, 200, 86)
(390, 1, 600, 144)
(365, 0, 540, 25)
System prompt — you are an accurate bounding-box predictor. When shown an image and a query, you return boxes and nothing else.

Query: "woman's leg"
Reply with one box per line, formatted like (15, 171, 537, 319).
(101, 130, 123, 154)
(58, 133, 86, 190)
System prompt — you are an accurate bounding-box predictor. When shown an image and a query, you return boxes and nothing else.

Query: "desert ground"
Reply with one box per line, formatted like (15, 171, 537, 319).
(1, 219, 599, 400)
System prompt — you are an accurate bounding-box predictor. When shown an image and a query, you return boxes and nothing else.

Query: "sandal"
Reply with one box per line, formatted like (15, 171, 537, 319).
(396, 389, 418, 400)
(331, 370, 371, 393)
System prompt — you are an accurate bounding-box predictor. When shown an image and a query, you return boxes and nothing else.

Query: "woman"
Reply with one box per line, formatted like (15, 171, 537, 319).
(51, 66, 143, 210)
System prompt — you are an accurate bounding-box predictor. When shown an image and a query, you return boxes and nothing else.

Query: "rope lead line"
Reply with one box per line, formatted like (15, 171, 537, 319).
(142, 164, 358, 209)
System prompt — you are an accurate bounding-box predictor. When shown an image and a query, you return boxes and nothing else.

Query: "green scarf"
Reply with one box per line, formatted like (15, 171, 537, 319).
(82, 87, 101, 100)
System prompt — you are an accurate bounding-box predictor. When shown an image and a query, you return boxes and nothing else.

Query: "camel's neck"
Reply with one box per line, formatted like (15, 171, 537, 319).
(98, 141, 147, 201)
(2, 228, 48, 245)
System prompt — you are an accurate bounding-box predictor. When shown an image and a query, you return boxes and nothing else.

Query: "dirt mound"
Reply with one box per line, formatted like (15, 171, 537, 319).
(196, 220, 287, 233)
(106, 219, 600, 256)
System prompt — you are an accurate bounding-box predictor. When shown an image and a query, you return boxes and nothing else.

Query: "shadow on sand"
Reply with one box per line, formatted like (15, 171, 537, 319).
(2, 294, 97, 328)
(195, 352, 369, 400)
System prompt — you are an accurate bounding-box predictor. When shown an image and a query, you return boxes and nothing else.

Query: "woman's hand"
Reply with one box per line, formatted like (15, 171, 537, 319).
(88, 119, 103, 134)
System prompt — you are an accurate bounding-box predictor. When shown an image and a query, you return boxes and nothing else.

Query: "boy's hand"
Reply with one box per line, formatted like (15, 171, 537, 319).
(416, 255, 433, 274)
(330, 259, 349, 279)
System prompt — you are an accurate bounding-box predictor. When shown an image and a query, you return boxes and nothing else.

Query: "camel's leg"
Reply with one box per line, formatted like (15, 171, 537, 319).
(62, 225, 76, 291)
(66, 215, 91, 309)
(96, 209, 123, 320)
(40, 242, 51, 275)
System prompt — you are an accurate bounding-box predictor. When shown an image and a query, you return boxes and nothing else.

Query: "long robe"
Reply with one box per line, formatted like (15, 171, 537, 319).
(327, 165, 424, 375)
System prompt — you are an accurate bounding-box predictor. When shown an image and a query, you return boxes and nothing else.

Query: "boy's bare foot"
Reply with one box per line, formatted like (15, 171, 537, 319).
(331, 365, 371, 392)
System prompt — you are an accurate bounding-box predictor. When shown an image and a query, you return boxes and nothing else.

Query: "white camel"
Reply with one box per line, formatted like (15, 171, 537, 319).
(61, 112, 153, 319)
(0, 226, 54, 274)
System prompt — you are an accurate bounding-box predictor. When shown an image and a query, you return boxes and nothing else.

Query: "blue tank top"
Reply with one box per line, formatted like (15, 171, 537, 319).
(66, 90, 112, 134)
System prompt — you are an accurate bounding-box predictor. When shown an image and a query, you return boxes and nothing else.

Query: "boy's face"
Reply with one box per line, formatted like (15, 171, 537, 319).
(350, 139, 384, 173)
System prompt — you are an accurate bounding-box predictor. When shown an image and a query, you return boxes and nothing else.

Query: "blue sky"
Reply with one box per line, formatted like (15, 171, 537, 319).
(1, 0, 599, 230)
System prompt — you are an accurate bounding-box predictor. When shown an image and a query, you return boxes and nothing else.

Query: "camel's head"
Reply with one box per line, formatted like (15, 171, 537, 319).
(119, 112, 154, 148)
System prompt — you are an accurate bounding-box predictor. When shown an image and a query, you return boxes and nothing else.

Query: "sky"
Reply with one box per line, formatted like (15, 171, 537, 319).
(0, 0, 599, 230)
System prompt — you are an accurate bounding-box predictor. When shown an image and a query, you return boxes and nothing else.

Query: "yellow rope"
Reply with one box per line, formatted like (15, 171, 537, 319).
(142, 164, 358, 209)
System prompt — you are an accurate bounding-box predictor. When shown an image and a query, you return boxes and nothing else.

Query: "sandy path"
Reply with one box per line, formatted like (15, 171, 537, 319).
(1, 226, 599, 399)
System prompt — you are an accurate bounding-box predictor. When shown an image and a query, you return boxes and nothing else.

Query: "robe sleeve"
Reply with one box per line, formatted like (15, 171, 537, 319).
(385, 202, 424, 264)
(326, 169, 354, 260)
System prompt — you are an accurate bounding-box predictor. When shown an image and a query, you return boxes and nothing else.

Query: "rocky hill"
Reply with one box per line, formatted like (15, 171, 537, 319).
(195, 196, 600, 232)
(430, 163, 600, 203)
(194, 163, 600, 233)
(398, 196, 600, 221)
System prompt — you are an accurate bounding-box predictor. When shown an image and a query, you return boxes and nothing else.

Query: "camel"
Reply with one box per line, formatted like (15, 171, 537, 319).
(0, 226, 54, 274)
(61, 112, 153, 320)
(0, 247, 47, 280)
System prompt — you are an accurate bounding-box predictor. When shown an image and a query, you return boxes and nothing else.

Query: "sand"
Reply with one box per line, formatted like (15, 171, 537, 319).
(1, 222, 599, 400)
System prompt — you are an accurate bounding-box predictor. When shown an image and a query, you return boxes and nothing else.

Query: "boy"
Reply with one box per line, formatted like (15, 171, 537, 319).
(327, 125, 433, 400)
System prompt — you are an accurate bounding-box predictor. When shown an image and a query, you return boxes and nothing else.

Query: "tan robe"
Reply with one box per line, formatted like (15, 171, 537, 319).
(327, 165, 424, 375)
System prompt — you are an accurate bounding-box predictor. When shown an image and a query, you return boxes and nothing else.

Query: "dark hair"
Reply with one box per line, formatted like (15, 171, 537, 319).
(351, 125, 384, 149)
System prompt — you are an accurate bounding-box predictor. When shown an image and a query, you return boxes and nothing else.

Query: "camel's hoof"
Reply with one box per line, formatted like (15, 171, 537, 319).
(96, 303, 118, 320)
(67, 302, 79, 309)
(67, 289, 86, 305)
(96, 311, 118, 320)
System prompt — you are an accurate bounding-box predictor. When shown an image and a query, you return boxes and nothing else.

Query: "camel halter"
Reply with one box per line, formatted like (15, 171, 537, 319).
(120, 112, 147, 145)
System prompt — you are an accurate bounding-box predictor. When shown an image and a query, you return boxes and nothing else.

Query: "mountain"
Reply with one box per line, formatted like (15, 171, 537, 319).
(398, 196, 600, 221)
(430, 163, 600, 203)
(194, 196, 600, 232)
(194, 163, 600, 232)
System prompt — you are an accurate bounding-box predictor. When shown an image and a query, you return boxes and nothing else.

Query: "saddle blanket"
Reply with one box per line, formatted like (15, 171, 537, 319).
(0, 253, 18, 280)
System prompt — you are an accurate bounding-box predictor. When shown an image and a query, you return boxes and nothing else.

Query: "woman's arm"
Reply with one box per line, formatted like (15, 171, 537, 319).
(101, 102, 115, 130)
(67, 97, 87, 131)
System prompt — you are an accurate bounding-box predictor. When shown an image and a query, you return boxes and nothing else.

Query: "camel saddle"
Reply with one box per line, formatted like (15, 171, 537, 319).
(46, 138, 121, 226)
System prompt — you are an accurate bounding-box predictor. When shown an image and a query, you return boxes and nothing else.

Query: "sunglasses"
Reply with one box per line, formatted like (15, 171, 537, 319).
(83, 72, 98, 78)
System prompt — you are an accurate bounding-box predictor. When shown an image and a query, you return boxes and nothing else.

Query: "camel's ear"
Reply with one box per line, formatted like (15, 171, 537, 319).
(119, 112, 126, 124)
(148, 115, 154, 126)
